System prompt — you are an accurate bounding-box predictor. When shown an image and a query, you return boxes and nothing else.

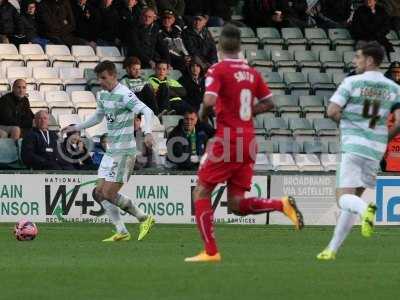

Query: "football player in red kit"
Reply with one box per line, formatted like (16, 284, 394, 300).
(185, 24, 304, 263)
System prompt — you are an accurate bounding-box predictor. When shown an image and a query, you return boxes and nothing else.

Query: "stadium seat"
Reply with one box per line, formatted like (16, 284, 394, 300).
(27, 90, 48, 113)
(269, 152, 298, 171)
(208, 27, 222, 42)
(84, 118, 107, 137)
(274, 95, 301, 119)
(294, 50, 321, 75)
(386, 30, 400, 51)
(45, 45, 76, 68)
(141, 68, 154, 79)
(254, 152, 274, 171)
(169, 69, 182, 80)
(303, 140, 329, 154)
(294, 152, 323, 171)
(238, 27, 259, 46)
(260, 71, 286, 95)
(58, 113, 82, 129)
(265, 117, 292, 142)
(299, 95, 325, 119)
(332, 72, 347, 87)
(72, 45, 100, 69)
(281, 27, 307, 53)
(96, 46, 124, 68)
(19, 44, 49, 68)
(256, 27, 284, 50)
(44, 90, 75, 119)
(245, 49, 273, 68)
(308, 72, 336, 96)
(32, 67, 63, 91)
(328, 28, 355, 54)
(0, 44, 24, 76)
(329, 141, 340, 154)
(253, 114, 267, 135)
(305, 28, 331, 54)
(313, 118, 339, 143)
(319, 50, 345, 75)
(271, 49, 297, 75)
(59, 67, 86, 93)
(0, 138, 18, 164)
(162, 115, 183, 133)
(7, 66, 36, 90)
(70, 91, 97, 116)
(289, 118, 316, 143)
(283, 72, 311, 95)
(343, 51, 355, 72)
(321, 142, 339, 171)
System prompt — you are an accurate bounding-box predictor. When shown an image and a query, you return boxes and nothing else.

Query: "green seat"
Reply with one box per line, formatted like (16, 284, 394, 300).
(245, 49, 273, 67)
(299, 95, 325, 113)
(257, 139, 274, 153)
(274, 95, 301, 119)
(294, 50, 321, 74)
(329, 141, 340, 153)
(84, 68, 97, 84)
(343, 51, 355, 71)
(260, 71, 286, 94)
(305, 28, 331, 53)
(283, 72, 311, 95)
(162, 115, 183, 132)
(319, 50, 345, 74)
(169, 69, 182, 80)
(278, 139, 302, 153)
(386, 30, 400, 46)
(303, 140, 329, 154)
(313, 118, 339, 135)
(0, 138, 18, 164)
(308, 72, 336, 95)
(256, 27, 284, 48)
(328, 28, 355, 53)
(289, 118, 315, 135)
(239, 27, 259, 44)
(282, 27, 307, 53)
(332, 72, 347, 86)
(208, 27, 222, 42)
(265, 117, 291, 135)
(271, 49, 297, 74)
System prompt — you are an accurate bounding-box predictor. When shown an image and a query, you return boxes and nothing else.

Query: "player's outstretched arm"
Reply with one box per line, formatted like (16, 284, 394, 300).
(327, 102, 342, 123)
(253, 97, 274, 116)
(389, 108, 400, 141)
(61, 110, 105, 135)
(199, 93, 217, 122)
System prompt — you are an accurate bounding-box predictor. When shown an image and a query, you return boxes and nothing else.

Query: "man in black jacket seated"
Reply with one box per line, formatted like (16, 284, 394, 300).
(0, 79, 34, 140)
(166, 107, 214, 170)
(21, 110, 67, 170)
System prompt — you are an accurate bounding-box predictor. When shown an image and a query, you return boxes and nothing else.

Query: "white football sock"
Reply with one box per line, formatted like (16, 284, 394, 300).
(115, 193, 147, 222)
(101, 200, 128, 234)
(327, 209, 357, 253)
(339, 194, 368, 216)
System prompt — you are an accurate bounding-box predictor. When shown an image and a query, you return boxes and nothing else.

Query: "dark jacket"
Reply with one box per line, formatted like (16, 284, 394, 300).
(21, 128, 67, 170)
(167, 119, 214, 170)
(96, 4, 120, 42)
(20, 14, 40, 41)
(71, 1, 99, 41)
(118, 3, 142, 44)
(320, 0, 352, 23)
(351, 5, 391, 42)
(37, 0, 76, 38)
(155, 0, 185, 16)
(178, 73, 204, 112)
(157, 24, 188, 58)
(127, 22, 162, 67)
(0, 93, 34, 129)
(183, 26, 217, 66)
(0, 0, 23, 35)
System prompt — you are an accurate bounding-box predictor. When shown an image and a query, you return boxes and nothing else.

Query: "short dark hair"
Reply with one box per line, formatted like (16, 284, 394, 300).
(183, 106, 197, 115)
(155, 59, 170, 67)
(219, 23, 241, 54)
(359, 41, 385, 66)
(123, 56, 141, 69)
(94, 60, 117, 75)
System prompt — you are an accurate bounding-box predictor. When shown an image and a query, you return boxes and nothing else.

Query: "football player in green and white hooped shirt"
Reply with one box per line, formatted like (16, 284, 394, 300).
(62, 61, 155, 242)
(317, 42, 400, 260)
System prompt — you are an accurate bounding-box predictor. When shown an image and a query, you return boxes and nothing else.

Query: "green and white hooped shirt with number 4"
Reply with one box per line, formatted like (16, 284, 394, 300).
(330, 71, 400, 161)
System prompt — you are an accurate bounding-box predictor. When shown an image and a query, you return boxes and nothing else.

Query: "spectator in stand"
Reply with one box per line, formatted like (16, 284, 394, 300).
(183, 13, 217, 68)
(207, 0, 233, 26)
(59, 125, 96, 170)
(306, 0, 350, 29)
(148, 60, 188, 116)
(20, 0, 49, 48)
(166, 107, 214, 170)
(92, 133, 108, 166)
(95, 0, 121, 46)
(319, 0, 352, 26)
(21, 110, 66, 170)
(0, 0, 24, 44)
(37, 0, 88, 46)
(382, 0, 400, 32)
(178, 57, 205, 112)
(157, 9, 190, 71)
(183, 0, 205, 23)
(126, 7, 161, 68)
(155, 0, 184, 17)
(0, 79, 34, 140)
(70, 0, 99, 47)
(243, 0, 308, 29)
(120, 56, 159, 114)
(350, 0, 394, 57)
(381, 61, 400, 172)
(118, 0, 143, 46)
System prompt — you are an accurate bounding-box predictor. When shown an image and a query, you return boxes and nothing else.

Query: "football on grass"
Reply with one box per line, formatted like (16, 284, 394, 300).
(14, 219, 38, 241)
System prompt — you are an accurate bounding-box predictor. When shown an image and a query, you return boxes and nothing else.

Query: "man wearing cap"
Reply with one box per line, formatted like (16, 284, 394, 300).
(157, 9, 190, 71)
(155, 0, 185, 17)
(183, 13, 217, 67)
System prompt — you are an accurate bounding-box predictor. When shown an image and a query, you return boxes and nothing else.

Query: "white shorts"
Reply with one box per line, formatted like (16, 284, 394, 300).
(336, 152, 380, 189)
(98, 154, 135, 183)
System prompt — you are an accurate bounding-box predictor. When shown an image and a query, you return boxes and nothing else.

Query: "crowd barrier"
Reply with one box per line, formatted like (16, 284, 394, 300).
(0, 170, 399, 225)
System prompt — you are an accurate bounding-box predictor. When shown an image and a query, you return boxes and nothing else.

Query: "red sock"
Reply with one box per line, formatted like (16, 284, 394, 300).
(195, 198, 218, 255)
(238, 197, 283, 215)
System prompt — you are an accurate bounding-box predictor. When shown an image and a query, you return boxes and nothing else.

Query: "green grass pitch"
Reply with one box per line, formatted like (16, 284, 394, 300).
(1, 223, 399, 300)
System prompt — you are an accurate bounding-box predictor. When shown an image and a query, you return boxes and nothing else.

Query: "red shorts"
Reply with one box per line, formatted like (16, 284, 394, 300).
(197, 156, 254, 194)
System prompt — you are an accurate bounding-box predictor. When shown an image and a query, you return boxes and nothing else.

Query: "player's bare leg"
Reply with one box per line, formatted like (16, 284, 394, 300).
(317, 187, 376, 260)
(226, 185, 304, 230)
(185, 183, 221, 263)
(100, 181, 155, 241)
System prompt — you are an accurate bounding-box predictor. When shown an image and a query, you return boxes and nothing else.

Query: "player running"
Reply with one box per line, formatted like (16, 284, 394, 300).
(317, 42, 400, 260)
(62, 61, 155, 242)
(185, 24, 304, 263)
